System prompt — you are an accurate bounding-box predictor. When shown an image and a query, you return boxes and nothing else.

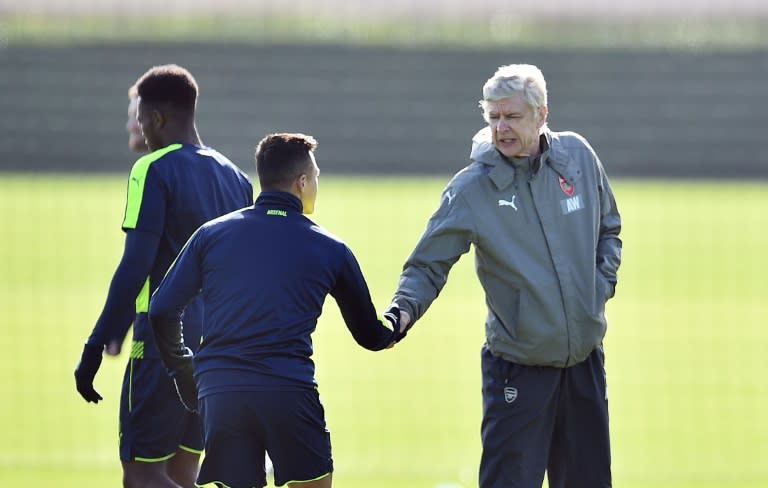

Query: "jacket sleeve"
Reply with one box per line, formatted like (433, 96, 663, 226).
(595, 160, 622, 298)
(393, 186, 476, 324)
(86, 230, 160, 347)
(329, 246, 396, 351)
(148, 229, 204, 378)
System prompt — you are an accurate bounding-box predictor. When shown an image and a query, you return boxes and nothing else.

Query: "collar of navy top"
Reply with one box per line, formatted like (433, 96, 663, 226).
(255, 191, 303, 213)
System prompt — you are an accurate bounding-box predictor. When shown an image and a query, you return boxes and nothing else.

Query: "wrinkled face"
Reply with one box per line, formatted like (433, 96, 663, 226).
(300, 152, 319, 214)
(136, 96, 163, 152)
(126, 96, 148, 152)
(485, 94, 547, 158)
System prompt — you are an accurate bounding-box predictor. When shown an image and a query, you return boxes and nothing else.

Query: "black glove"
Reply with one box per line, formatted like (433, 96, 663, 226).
(172, 371, 198, 413)
(74, 343, 104, 403)
(383, 303, 408, 343)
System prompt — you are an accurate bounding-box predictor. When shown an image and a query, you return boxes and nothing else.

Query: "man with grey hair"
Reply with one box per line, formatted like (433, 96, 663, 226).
(390, 64, 622, 487)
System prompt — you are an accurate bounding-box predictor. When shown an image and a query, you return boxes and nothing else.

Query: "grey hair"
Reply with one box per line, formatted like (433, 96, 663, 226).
(479, 64, 548, 122)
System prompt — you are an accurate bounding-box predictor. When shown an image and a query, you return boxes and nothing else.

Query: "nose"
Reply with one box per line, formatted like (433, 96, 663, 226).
(495, 118, 510, 132)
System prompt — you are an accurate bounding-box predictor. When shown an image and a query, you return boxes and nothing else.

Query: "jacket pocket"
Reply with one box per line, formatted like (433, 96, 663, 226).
(491, 286, 521, 341)
(594, 273, 611, 314)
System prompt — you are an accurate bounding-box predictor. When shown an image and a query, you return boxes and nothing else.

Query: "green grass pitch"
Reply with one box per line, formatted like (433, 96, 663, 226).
(0, 174, 766, 487)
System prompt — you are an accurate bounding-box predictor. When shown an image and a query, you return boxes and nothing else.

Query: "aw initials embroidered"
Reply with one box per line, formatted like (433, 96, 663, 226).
(560, 195, 583, 215)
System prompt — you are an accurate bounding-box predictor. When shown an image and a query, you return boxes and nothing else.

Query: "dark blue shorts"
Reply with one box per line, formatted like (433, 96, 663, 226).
(479, 345, 611, 488)
(197, 389, 333, 488)
(119, 354, 203, 462)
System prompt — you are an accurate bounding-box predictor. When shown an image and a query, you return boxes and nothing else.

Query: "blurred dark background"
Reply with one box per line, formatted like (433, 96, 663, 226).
(1, 1, 767, 178)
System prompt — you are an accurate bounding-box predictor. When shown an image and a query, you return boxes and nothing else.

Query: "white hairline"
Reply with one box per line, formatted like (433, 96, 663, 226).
(479, 64, 548, 123)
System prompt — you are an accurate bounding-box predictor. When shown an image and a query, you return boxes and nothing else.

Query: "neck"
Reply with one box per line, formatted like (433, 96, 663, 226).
(264, 186, 301, 201)
(156, 124, 203, 149)
(256, 191, 304, 212)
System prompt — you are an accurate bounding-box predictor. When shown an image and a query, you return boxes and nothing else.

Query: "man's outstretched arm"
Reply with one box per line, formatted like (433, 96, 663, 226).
(74, 230, 160, 403)
(331, 247, 404, 351)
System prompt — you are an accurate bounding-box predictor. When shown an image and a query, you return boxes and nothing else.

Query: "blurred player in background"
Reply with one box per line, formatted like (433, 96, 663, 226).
(104, 82, 150, 357)
(390, 64, 622, 488)
(126, 83, 149, 153)
(74, 64, 253, 488)
(148, 132, 405, 488)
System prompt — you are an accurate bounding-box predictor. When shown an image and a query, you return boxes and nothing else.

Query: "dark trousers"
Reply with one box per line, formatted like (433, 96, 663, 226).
(479, 345, 611, 488)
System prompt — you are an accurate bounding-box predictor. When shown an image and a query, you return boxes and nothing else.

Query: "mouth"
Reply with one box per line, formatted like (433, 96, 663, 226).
(497, 137, 518, 145)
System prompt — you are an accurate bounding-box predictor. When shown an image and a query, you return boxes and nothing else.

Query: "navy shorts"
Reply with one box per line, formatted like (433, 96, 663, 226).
(197, 389, 333, 488)
(479, 345, 611, 488)
(119, 354, 203, 462)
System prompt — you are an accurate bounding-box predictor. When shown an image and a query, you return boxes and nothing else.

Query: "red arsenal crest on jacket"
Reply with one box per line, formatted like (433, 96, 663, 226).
(559, 175, 575, 197)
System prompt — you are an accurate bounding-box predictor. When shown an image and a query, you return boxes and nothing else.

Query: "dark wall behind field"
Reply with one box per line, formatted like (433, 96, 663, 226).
(1, 43, 766, 178)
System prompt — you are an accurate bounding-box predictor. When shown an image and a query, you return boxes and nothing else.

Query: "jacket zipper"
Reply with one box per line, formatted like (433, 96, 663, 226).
(528, 174, 572, 365)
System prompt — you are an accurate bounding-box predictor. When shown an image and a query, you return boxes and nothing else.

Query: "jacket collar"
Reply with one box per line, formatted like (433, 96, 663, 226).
(470, 127, 578, 190)
(254, 191, 303, 213)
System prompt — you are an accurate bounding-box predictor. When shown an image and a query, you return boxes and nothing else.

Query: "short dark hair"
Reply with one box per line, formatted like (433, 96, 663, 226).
(255, 133, 318, 190)
(135, 64, 198, 113)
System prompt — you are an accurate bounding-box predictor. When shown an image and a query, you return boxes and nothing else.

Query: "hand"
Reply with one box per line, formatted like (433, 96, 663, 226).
(74, 343, 104, 403)
(172, 372, 198, 413)
(383, 303, 411, 344)
(105, 339, 123, 356)
(399, 309, 411, 331)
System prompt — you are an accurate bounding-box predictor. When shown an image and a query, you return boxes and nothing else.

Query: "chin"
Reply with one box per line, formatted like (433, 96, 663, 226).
(496, 146, 520, 158)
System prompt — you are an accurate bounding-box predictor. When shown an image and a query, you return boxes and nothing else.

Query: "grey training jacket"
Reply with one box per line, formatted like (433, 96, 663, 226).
(394, 127, 622, 367)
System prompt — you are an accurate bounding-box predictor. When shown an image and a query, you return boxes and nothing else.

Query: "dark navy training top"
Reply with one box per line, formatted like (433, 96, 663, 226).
(88, 143, 253, 358)
(149, 191, 395, 396)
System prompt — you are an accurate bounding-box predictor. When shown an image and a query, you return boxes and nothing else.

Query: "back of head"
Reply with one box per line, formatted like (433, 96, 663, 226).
(135, 64, 198, 116)
(480, 64, 548, 118)
(255, 133, 318, 191)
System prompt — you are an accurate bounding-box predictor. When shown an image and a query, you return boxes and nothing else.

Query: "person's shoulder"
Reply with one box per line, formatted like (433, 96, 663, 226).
(206, 206, 250, 228)
(548, 130, 597, 156)
(157, 145, 233, 170)
(455, 160, 488, 181)
(446, 160, 489, 197)
(304, 219, 346, 245)
(194, 207, 250, 241)
(127, 144, 186, 186)
(147, 143, 187, 163)
(300, 218, 353, 254)
(197, 146, 248, 173)
(195, 145, 231, 164)
(547, 130, 606, 180)
(427, 163, 485, 218)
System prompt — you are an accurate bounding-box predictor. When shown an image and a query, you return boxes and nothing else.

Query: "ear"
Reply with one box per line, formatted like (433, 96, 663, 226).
(295, 173, 308, 194)
(151, 109, 165, 129)
(537, 105, 549, 127)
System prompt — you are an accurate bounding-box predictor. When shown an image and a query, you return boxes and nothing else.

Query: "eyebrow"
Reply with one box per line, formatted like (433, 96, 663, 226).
(488, 110, 523, 116)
